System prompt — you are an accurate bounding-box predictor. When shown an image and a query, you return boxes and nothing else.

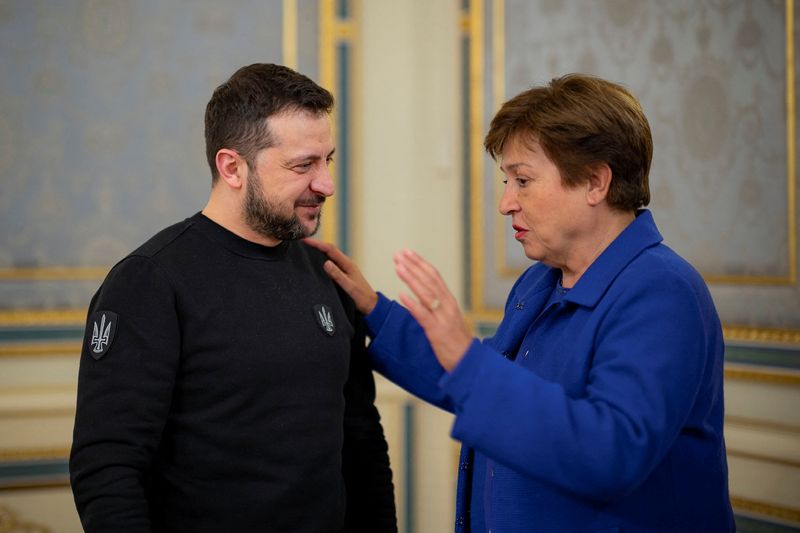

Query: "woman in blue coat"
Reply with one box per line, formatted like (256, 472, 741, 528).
(308, 74, 734, 532)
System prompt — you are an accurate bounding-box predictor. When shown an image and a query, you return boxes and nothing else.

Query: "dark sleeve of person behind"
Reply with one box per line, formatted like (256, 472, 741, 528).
(69, 256, 180, 532)
(339, 286, 398, 533)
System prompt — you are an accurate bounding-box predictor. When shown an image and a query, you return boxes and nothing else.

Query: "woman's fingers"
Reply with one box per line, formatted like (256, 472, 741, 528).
(322, 258, 352, 290)
(303, 238, 378, 315)
(394, 250, 450, 311)
(304, 238, 355, 274)
(395, 253, 473, 372)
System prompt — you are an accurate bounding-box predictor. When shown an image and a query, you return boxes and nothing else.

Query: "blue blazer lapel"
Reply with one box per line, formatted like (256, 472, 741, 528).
(488, 267, 559, 357)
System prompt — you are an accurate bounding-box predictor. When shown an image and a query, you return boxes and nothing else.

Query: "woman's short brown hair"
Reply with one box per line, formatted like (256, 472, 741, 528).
(484, 74, 652, 210)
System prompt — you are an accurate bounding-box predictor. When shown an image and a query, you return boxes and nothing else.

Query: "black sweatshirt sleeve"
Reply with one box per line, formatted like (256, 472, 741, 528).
(69, 256, 181, 532)
(340, 290, 398, 533)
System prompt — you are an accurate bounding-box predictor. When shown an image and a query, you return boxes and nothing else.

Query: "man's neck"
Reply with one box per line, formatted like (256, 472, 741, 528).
(201, 200, 282, 248)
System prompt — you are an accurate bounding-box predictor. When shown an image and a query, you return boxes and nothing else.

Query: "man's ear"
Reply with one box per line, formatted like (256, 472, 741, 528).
(586, 163, 612, 206)
(215, 149, 246, 189)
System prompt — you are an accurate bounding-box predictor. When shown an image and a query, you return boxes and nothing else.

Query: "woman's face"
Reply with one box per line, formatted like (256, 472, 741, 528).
(498, 136, 592, 268)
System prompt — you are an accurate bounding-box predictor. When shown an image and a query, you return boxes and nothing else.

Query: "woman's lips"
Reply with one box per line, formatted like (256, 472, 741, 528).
(512, 224, 527, 240)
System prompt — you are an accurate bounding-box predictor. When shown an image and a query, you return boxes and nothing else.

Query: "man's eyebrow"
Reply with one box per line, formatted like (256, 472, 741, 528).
(287, 148, 336, 165)
(286, 148, 336, 166)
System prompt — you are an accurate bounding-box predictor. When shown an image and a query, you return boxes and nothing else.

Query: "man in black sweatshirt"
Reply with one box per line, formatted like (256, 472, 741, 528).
(70, 63, 397, 533)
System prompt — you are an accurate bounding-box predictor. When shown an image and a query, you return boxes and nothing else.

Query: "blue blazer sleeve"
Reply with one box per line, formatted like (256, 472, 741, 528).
(363, 267, 541, 412)
(364, 293, 457, 412)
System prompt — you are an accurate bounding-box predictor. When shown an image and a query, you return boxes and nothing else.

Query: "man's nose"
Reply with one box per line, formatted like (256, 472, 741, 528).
(311, 167, 335, 197)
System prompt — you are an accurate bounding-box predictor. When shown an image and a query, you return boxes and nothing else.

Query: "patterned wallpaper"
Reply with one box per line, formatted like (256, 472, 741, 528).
(2, 0, 797, 332)
(474, 0, 799, 331)
(0, 0, 320, 310)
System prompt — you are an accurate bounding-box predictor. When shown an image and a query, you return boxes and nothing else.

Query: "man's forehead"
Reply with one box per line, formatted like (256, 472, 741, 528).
(266, 110, 332, 143)
(269, 108, 331, 126)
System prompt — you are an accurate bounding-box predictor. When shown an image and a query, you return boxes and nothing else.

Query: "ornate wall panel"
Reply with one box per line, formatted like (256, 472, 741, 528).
(467, 0, 799, 341)
(0, 0, 341, 313)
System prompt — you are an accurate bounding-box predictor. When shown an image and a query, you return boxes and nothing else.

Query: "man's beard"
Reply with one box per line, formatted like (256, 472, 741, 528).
(244, 174, 324, 242)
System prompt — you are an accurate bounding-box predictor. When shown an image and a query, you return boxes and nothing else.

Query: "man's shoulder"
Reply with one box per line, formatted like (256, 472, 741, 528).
(128, 216, 198, 260)
(96, 216, 199, 293)
(292, 240, 327, 266)
(289, 241, 358, 317)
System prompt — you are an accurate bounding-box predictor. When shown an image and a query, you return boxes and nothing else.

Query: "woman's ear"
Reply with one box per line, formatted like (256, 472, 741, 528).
(586, 163, 612, 206)
(215, 149, 246, 189)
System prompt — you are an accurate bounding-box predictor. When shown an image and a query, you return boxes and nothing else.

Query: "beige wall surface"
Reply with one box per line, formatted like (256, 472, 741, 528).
(357, 2, 462, 530)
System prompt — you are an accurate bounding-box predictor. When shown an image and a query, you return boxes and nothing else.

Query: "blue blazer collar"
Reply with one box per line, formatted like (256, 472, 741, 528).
(491, 210, 662, 350)
(562, 209, 663, 308)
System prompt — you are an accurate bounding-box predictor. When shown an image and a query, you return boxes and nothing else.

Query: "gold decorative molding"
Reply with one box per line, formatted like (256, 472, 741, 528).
(0, 384, 76, 417)
(348, 0, 364, 266)
(491, 0, 510, 285)
(0, 309, 85, 327)
(726, 414, 800, 434)
(727, 448, 800, 469)
(0, 407, 75, 419)
(0, 384, 76, 395)
(787, 0, 797, 287)
(282, 0, 298, 70)
(318, 0, 355, 248)
(725, 364, 800, 385)
(0, 342, 81, 358)
(468, 0, 486, 312)
(465, 309, 503, 324)
(0, 504, 51, 533)
(335, 21, 355, 40)
(731, 495, 800, 524)
(723, 325, 800, 345)
(0, 480, 70, 492)
(459, 11, 470, 33)
(0, 447, 69, 462)
(0, 266, 108, 281)
(319, 0, 335, 246)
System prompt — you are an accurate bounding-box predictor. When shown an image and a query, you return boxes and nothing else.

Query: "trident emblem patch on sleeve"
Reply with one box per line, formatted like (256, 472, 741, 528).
(86, 310, 118, 359)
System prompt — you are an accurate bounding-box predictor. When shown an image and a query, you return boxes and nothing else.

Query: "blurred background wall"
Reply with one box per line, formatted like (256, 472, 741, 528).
(0, 1, 797, 531)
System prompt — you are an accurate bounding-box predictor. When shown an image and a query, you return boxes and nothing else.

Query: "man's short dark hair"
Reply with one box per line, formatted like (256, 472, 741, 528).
(204, 63, 334, 182)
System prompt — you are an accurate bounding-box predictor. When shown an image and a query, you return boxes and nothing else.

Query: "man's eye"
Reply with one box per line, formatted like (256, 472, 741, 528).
(295, 163, 312, 171)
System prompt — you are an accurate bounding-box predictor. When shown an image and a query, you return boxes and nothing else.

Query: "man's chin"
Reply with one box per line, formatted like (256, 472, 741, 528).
(300, 219, 322, 238)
